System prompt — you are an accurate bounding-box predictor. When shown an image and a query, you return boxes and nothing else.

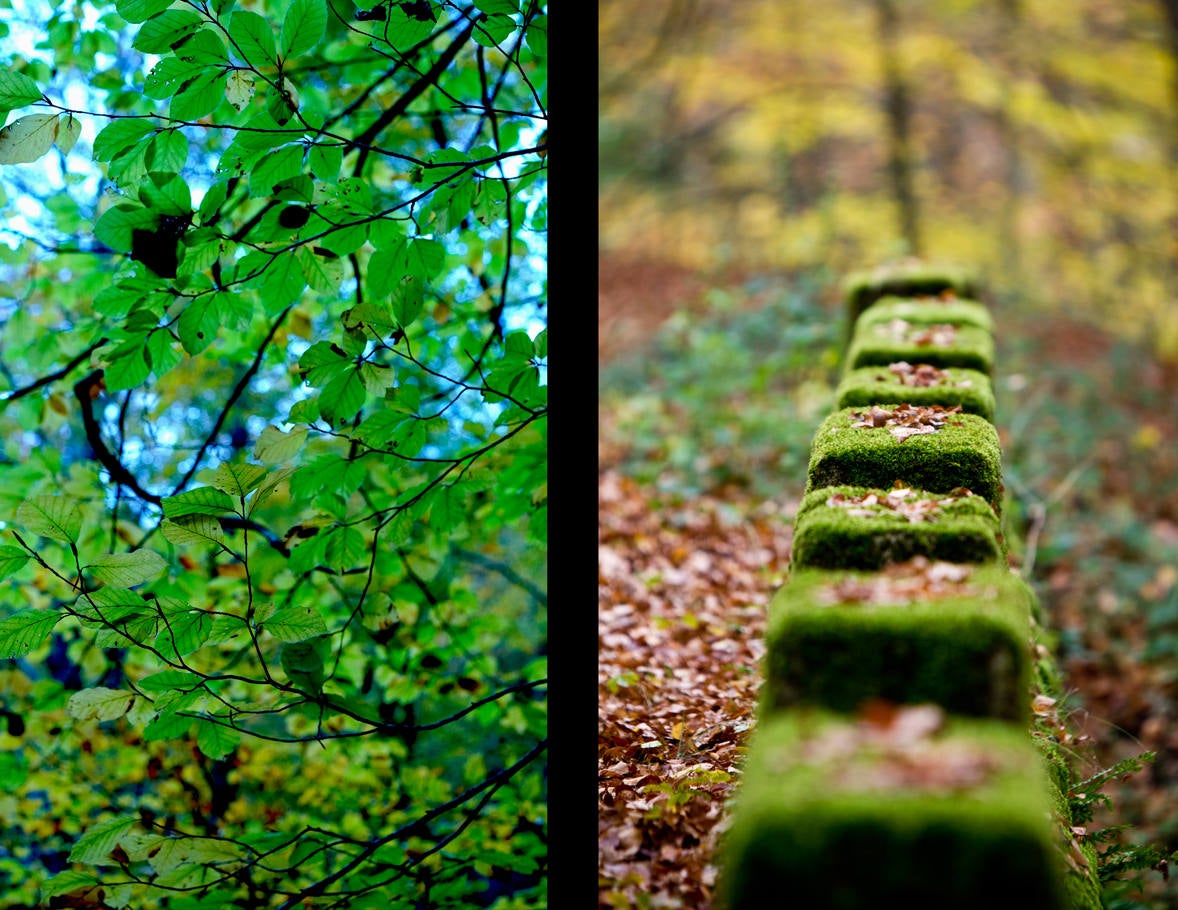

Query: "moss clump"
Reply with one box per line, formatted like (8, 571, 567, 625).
(846, 319, 995, 374)
(763, 561, 1033, 721)
(836, 363, 996, 422)
(843, 261, 981, 324)
(719, 710, 1068, 910)
(791, 484, 1003, 570)
(858, 296, 993, 334)
(806, 406, 1004, 512)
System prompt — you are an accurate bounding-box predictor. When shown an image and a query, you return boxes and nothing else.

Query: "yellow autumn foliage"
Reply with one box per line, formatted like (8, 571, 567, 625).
(600, 0, 1178, 358)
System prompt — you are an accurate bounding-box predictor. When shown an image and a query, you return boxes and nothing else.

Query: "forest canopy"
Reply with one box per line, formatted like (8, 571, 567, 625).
(0, 0, 547, 907)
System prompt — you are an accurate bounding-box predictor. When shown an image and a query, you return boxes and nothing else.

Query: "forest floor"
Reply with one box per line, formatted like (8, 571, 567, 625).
(597, 253, 1178, 909)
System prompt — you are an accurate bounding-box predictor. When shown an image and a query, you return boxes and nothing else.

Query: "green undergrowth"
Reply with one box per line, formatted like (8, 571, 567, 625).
(599, 272, 840, 499)
(997, 311, 1178, 905)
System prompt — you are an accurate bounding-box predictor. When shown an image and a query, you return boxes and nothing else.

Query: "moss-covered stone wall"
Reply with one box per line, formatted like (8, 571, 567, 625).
(719, 262, 1103, 909)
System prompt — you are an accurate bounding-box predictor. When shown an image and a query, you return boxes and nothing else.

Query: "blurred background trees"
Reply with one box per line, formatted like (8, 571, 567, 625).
(600, 0, 1178, 356)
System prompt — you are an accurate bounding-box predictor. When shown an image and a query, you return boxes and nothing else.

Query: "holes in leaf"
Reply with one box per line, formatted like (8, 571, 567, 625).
(279, 205, 311, 229)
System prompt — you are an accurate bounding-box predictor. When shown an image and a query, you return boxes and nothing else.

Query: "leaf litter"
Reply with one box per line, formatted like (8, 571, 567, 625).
(598, 470, 792, 909)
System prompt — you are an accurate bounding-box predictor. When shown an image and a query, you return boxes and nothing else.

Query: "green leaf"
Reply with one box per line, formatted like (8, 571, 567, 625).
(523, 14, 546, 56)
(391, 417, 428, 456)
(117, 0, 173, 23)
(144, 55, 205, 100)
(382, 3, 434, 47)
(93, 119, 156, 162)
(42, 870, 102, 899)
(94, 202, 156, 253)
(281, 0, 327, 59)
(196, 718, 241, 759)
(139, 171, 191, 216)
(161, 487, 237, 518)
(299, 340, 349, 385)
(473, 13, 517, 48)
(146, 330, 183, 378)
(392, 277, 423, 327)
(69, 816, 138, 864)
(0, 113, 60, 164)
(170, 68, 228, 121)
(147, 833, 242, 874)
(319, 368, 366, 424)
(248, 466, 294, 515)
(138, 669, 205, 692)
(249, 143, 302, 197)
(474, 0, 519, 13)
(204, 462, 269, 498)
(262, 604, 328, 642)
(55, 113, 81, 154)
(0, 70, 42, 108)
(104, 337, 152, 391)
(323, 525, 366, 572)
(158, 606, 212, 657)
(67, 687, 138, 722)
(133, 9, 203, 53)
(253, 425, 308, 464)
(255, 250, 305, 310)
(177, 296, 219, 354)
(0, 545, 30, 580)
(298, 244, 345, 292)
(161, 514, 226, 548)
(309, 143, 342, 182)
(86, 550, 166, 587)
(0, 610, 62, 659)
(280, 638, 326, 693)
(146, 129, 189, 172)
(143, 709, 193, 742)
(17, 495, 83, 543)
(174, 28, 229, 66)
(230, 10, 279, 69)
(267, 82, 299, 125)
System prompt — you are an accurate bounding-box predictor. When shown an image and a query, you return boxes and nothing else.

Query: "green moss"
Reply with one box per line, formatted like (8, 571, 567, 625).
(763, 563, 1033, 721)
(806, 407, 1004, 512)
(858, 296, 994, 333)
(719, 711, 1068, 910)
(843, 261, 981, 324)
(836, 364, 996, 421)
(846, 319, 995, 374)
(791, 484, 1003, 570)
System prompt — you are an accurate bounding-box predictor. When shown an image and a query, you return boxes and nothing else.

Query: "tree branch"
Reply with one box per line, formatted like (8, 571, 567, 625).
(351, 20, 477, 175)
(3, 338, 108, 403)
(73, 369, 162, 505)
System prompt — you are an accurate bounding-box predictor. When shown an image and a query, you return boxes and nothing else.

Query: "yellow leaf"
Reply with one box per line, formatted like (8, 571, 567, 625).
(0, 113, 59, 164)
(54, 113, 81, 154)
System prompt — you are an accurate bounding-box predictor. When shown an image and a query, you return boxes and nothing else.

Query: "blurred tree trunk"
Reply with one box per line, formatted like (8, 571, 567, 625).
(873, 0, 922, 256)
(1156, 0, 1178, 299)
(994, 0, 1024, 292)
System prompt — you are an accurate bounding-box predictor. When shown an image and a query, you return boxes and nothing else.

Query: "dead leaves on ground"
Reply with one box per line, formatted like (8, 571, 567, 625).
(598, 470, 793, 909)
